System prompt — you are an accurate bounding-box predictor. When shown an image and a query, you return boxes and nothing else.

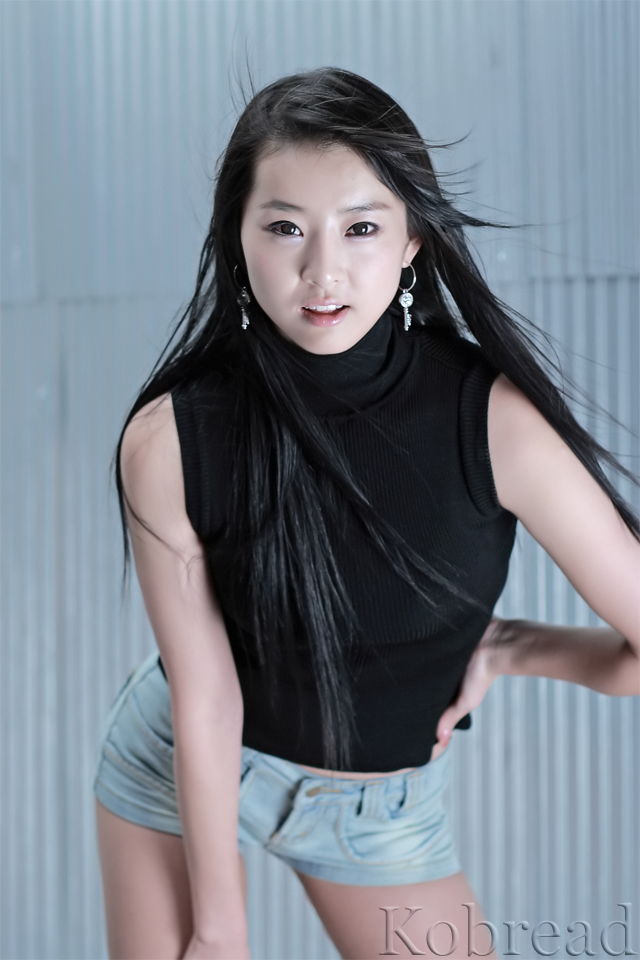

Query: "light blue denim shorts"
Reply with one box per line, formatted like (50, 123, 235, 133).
(92, 650, 462, 886)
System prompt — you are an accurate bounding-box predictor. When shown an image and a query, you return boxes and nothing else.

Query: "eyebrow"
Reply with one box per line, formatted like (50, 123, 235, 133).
(258, 200, 393, 214)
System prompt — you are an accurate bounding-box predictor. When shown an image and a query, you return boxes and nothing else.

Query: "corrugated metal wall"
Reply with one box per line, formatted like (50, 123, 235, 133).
(2, 2, 638, 958)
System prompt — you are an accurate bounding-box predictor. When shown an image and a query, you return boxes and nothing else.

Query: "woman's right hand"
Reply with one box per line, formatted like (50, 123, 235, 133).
(182, 931, 251, 960)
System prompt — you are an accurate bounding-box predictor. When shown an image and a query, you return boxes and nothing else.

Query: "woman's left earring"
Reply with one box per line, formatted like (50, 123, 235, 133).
(398, 263, 417, 331)
(234, 265, 251, 331)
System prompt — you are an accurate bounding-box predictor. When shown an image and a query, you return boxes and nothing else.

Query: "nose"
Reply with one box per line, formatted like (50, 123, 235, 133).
(300, 232, 345, 292)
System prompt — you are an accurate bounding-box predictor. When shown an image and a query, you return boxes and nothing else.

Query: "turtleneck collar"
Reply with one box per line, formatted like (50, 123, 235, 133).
(273, 310, 415, 416)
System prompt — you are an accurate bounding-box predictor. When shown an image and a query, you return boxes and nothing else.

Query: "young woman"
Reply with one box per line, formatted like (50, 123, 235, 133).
(92, 68, 639, 960)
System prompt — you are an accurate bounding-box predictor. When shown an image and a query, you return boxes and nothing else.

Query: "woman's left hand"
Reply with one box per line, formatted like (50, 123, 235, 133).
(435, 617, 505, 750)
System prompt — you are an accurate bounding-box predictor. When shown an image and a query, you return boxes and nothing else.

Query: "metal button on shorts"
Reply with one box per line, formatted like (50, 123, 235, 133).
(92, 650, 462, 886)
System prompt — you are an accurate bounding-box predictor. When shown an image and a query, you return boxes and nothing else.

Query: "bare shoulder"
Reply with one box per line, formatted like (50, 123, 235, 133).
(487, 373, 553, 440)
(122, 389, 176, 450)
(120, 392, 195, 547)
(487, 373, 569, 513)
(120, 393, 179, 498)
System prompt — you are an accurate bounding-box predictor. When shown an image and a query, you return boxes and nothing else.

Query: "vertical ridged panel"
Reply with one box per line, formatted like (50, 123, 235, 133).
(2, 2, 637, 958)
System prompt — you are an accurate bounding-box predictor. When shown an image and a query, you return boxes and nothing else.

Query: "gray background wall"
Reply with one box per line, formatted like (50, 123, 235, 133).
(2, 1, 638, 958)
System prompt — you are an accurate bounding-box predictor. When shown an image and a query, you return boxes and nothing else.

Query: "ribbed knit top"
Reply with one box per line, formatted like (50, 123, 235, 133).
(164, 312, 518, 772)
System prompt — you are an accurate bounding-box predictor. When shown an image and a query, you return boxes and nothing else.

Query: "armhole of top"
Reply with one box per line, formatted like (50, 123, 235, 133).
(170, 383, 204, 538)
(458, 358, 503, 517)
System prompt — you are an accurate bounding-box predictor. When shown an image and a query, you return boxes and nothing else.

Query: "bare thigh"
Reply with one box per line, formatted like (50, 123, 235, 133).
(95, 799, 247, 960)
(295, 869, 499, 960)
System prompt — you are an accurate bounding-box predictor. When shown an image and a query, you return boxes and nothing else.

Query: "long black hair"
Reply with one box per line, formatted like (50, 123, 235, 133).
(115, 67, 639, 769)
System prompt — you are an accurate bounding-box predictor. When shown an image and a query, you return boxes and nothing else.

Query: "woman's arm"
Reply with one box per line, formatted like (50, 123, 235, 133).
(487, 374, 639, 665)
(120, 394, 249, 959)
(436, 617, 638, 748)
(486, 620, 638, 696)
(436, 375, 639, 745)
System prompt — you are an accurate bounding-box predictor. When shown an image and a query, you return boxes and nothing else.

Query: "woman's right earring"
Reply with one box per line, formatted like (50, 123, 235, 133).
(237, 287, 251, 331)
(234, 264, 251, 330)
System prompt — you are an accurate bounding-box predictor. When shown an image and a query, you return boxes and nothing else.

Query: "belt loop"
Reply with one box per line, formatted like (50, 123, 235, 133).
(402, 770, 423, 811)
(359, 779, 386, 818)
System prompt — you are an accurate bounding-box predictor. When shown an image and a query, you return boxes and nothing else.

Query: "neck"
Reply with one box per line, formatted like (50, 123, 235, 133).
(273, 311, 413, 416)
(276, 311, 393, 376)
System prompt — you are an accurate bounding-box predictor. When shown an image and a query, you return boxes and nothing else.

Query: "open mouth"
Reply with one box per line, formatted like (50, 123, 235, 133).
(302, 305, 347, 314)
(301, 304, 349, 324)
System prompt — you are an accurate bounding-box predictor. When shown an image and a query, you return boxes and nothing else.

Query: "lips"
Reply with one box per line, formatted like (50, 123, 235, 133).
(301, 303, 349, 326)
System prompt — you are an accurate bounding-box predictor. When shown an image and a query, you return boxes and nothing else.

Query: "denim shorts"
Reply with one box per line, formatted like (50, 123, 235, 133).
(92, 650, 462, 886)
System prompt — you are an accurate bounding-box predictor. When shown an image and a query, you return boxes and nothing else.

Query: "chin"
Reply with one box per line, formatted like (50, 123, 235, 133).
(312, 320, 379, 352)
(299, 328, 361, 355)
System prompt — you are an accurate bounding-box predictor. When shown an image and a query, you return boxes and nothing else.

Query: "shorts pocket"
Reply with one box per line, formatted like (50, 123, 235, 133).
(98, 666, 140, 745)
(129, 668, 174, 759)
(337, 793, 451, 866)
(112, 684, 176, 794)
(101, 694, 176, 799)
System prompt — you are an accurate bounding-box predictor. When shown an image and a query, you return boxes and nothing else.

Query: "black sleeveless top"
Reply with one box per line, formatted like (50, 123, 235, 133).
(163, 312, 518, 771)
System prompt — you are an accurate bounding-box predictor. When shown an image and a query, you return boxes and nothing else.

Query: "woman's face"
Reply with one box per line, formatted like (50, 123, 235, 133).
(240, 142, 421, 354)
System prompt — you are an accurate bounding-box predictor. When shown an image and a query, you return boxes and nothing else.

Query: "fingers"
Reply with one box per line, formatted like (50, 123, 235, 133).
(436, 709, 456, 746)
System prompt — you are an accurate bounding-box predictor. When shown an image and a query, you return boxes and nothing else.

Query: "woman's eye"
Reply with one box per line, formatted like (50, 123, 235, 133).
(347, 222, 377, 236)
(270, 221, 301, 237)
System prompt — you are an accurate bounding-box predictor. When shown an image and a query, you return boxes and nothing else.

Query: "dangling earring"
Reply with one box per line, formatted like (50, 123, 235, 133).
(238, 288, 251, 331)
(233, 265, 251, 331)
(398, 263, 417, 331)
